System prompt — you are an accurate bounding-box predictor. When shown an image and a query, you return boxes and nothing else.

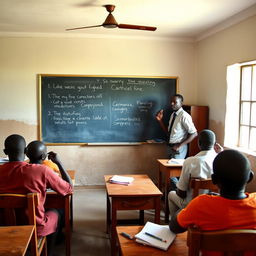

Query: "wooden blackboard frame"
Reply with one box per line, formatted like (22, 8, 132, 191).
(39, 74, 178, 145)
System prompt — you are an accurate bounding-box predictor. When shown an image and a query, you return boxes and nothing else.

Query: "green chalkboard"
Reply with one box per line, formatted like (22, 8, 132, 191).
(39, 75, 177, 144)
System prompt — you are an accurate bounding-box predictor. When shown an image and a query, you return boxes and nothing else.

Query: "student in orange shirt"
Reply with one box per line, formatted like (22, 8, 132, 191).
(26, 140, 62, 176)
(169, 149, 256, 256)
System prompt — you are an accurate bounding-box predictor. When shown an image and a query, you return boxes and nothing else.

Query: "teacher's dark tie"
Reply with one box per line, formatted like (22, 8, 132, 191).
(168, 112, 177, 141)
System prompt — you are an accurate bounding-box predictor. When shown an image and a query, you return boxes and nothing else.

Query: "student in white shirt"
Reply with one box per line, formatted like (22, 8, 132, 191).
(168, 129, 220, 218)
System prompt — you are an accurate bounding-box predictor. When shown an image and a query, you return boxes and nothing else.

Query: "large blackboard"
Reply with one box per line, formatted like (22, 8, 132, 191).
(39, 75, 177, 144)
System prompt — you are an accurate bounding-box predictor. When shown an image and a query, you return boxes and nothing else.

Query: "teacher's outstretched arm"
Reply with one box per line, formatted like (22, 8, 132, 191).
(156, 109, 168, 135)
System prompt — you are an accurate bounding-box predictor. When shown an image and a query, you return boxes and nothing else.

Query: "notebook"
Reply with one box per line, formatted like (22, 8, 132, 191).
(109, 175, 134, 185)
(134, 221, 176, 251)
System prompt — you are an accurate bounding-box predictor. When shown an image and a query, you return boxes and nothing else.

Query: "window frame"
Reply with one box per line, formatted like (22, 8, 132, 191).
(238, 64, 256, 151)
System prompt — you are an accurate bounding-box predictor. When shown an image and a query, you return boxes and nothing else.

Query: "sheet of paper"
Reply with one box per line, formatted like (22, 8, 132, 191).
(109, 175, 134, 184)
(167, 158, 185, 165)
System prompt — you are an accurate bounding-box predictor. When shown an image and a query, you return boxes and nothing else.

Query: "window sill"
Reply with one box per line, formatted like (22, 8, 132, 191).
(224, 145, 256, 157)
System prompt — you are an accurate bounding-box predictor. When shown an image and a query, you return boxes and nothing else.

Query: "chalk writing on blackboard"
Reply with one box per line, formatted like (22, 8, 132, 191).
(39, 75, 177, 144)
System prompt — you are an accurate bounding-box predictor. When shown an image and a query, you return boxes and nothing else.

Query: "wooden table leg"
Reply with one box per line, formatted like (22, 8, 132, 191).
(70, 194, 73, 231)
(106, 193, 110, 234)
(65, 195, 71, 256)
(111, 199, 117, 256)
(158, 163, 163, 191)
(154, 197, 161, 224)
(164, 169, 170, 223)
(139, 210, 144, 225)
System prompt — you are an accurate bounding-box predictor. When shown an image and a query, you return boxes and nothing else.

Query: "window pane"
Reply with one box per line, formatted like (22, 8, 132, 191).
(251, 103, 256, 126)
(240, 102, 250, 125)
(252, 66, 256, 100)
(239, 125, 249, 147)
(249, 128, 256, 151)
(241, 66, 252, 101)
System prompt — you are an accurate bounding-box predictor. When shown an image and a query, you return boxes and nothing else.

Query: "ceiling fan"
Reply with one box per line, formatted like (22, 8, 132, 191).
(66, 4, 157, 32)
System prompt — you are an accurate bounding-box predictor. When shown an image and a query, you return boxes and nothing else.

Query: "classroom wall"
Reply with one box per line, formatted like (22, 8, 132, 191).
(196, 15, 256, 192)
(0, 36, 196, 185)
(1, 15, 255, 190)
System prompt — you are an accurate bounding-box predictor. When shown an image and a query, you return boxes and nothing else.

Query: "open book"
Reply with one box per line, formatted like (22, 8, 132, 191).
(134, 221, 176, 251)
(109, 175, 134, 185)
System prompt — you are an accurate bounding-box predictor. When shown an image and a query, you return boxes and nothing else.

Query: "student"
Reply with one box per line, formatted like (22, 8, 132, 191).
(0, 135, 73, 255)
(169, 149, 256, 255)
(26, 140, 68, 179)
(155, 94, 197, 159)
(168, 129, 218, 218)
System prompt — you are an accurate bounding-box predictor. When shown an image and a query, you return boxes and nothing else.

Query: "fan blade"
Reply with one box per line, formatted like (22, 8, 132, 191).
(118, 24, 157, 31)
(66, 25, 102, 31)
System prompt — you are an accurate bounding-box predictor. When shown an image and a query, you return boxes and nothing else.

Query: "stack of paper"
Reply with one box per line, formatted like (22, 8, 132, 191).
(135, 221, 176, 251)
(109, 175, 134, 185)
(167, 158, 185, 165)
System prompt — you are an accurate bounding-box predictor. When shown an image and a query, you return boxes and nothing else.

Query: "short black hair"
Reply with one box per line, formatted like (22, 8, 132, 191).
(198, 129, 215, 150)
(26, 140, 46, 161)
(4, 134, 26, 153)
(213, 149, 251, 190)
(173, 94, 184, 102)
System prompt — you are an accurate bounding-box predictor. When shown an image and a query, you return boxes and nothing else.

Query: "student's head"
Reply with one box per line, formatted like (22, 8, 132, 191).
(26, 140, 47, 164)
(4, 134, 26, 161)
(212, 149, 253, 194)
(198, 129, 216, 151)
(170, 94, 183, 111)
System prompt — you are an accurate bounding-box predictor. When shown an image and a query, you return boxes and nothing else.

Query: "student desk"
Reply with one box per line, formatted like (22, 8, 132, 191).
(157, 159, 183, 222)
(45, 191, 72, 256)
(104, 174, 163, 256)
(117, 226, 188, 256)
(0, 225, 35, 256)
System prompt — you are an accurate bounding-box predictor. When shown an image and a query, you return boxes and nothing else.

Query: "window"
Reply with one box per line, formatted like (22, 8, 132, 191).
(239, 64, 256, 151)
(225, 61, 256, 154)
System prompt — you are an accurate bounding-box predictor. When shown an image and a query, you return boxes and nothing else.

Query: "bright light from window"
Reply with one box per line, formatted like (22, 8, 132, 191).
(225, 61, 256, 154)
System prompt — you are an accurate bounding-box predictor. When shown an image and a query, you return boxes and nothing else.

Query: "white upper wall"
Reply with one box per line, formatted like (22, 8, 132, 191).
(0, 37, 196, 124)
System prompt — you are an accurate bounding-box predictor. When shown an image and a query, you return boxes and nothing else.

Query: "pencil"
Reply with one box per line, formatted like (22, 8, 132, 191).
(144, 232, 167, 243)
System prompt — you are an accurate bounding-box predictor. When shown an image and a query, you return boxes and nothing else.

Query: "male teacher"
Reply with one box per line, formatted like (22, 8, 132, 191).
(156, 94, 197, 159)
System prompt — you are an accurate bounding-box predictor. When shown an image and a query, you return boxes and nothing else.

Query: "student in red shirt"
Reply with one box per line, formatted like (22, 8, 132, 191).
(0, 135, 73, 256)
(169, 149, 256, 256)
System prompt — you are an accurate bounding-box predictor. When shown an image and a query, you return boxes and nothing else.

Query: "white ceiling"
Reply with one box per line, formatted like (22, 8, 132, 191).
(1, 0, 256, 40)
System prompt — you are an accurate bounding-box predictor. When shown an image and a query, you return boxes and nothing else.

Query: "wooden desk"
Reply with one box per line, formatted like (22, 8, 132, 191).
(67, 170, 76, 230)
(0, 225, 35, 256)
(104, 174, 163, 256)
(117, 226, 188, 256)
(45, 192, 72, 256)
(157, 159, 182, 223)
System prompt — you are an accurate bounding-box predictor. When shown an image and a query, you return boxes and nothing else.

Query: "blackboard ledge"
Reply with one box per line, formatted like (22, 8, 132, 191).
(87, 142, 143, 146)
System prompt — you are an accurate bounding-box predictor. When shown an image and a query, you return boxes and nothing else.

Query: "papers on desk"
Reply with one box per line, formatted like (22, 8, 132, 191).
(135, 221, 176, 251)
(167, 158, 185, 165)
(0, 158, 9, 164)
(109, 175, 134, 185)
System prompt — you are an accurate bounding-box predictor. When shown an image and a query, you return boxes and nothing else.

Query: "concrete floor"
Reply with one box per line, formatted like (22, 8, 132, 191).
(54, 187, 162, 256)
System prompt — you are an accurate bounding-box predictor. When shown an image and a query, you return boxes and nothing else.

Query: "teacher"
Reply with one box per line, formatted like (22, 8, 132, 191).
(156, 94, 197, 159)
